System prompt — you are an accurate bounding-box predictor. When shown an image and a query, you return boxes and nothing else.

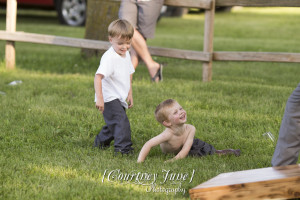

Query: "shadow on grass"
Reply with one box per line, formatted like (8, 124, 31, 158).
(8, 162, 186, 200)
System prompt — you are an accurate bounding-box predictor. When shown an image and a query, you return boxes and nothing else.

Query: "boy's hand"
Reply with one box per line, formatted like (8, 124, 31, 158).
(94, 74, 104, 113)
(95, 99, 104, 113)
(127, 94, 133, 109)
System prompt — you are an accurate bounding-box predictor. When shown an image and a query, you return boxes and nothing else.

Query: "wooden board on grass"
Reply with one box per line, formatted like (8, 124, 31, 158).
(189, 164, 300, 200)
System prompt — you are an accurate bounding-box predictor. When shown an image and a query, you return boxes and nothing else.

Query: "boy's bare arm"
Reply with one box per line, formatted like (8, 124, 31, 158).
(167, 125, 195, 162)
(127, 74, 133, 108)
(137, 133, 169, 163)
(94, 74, 104, 113)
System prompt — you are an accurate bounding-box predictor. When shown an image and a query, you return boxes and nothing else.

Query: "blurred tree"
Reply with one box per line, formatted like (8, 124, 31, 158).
(82, 0, 120, 57)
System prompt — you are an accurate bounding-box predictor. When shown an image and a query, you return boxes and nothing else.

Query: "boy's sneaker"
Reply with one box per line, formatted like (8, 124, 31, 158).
(94, 141, 110, 150)
(99, 142, 110, 150)
(114, 147, 134, 156)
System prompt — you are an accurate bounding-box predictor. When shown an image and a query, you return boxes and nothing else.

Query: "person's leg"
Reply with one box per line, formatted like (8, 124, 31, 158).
(188, 138, 240, 157)
(188, 138, 216, 157)
(119, 0, 163, 81)
(272, 83, 300, 166)
(94, 102, 115, 148)
(215, 149, 241, 157)
(131, 29, 161, 80)
(94, 125, 114, 148)
(129, 46, 139, 69)
(132, 0, 164, 82)
(119, 0, 139, 68)
(103, 100, 132, 153)
(119, 0, 138, 29)
(136, 0, 164, 39)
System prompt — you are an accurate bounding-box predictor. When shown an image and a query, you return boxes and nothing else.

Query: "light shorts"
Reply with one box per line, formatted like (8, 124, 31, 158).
(119, 0, 164, 39)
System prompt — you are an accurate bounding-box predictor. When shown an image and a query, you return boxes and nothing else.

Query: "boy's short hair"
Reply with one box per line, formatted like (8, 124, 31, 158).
(108, 19, 134, 40)
(155, 99, 177, 124)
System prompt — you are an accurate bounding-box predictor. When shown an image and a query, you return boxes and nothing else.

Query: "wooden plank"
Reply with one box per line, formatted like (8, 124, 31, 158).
(5, 0, 17, 70)
(216, 0, 300, 7)
(148, 46, 211, 61)
(214, 52, 300, 63)
(0, 31, 211, 62)
(5, 41, 15, 69)
(189, 164, 300, 200)
(164, 0, 212, 9)
(202, 0, 215, 82)
(191, 179, 300, 200)
(2, 32, 299, 63)
(0, 31, 111, 50)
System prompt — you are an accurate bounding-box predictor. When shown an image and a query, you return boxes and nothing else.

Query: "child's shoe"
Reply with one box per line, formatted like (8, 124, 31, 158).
(94, 141, 110, 149)
(99, 142, 110, 150)
(114, 147, 134, 156)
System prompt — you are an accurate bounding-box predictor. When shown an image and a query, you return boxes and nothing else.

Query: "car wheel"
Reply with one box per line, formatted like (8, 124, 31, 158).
(56, 0, 87, 26)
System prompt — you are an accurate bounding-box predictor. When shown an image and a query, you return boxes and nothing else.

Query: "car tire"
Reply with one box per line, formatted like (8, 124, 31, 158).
(56, 0, 87, 26)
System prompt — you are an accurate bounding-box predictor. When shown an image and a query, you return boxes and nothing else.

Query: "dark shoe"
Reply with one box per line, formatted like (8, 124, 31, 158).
(216, 149, 241, 157)
(99, 142, 110, 150)
(94, 141, 110, 149)
(151, 64, 163, 82)
(94, 133, 111, 149)
(114, 147, 134, 156)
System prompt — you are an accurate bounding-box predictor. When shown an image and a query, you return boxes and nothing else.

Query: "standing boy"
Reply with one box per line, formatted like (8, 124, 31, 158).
(94, 19, 135, 155)
(137, 99, 240, 162)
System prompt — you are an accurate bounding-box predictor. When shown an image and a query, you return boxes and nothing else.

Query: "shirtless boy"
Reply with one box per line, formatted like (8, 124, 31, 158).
(137, 99, 240, 163)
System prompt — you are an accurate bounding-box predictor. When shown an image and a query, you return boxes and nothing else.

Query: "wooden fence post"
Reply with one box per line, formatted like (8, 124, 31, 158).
(5, 0, 17, 70)
(202, 0, 215, 82)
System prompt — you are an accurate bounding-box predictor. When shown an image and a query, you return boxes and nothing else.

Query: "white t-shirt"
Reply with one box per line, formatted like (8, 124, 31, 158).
(95, 47, 135, 109)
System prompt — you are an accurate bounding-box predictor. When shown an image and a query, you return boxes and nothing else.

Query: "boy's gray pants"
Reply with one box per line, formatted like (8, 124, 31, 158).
(94, 99, 132, 151)
(272, 83, 300, 166)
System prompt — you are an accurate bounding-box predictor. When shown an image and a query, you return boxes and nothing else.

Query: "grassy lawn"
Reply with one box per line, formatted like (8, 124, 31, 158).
(1, 7, 300, 200)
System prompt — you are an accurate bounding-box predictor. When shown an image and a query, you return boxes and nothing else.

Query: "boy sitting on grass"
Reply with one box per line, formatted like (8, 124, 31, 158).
(137, 99, 240, 163)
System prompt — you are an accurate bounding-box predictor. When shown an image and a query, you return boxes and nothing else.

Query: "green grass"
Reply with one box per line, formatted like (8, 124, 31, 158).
(1, 7, 300, 200)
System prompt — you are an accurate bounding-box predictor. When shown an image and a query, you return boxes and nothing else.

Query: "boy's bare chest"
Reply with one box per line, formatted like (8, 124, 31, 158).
(161, 133, 188, 153)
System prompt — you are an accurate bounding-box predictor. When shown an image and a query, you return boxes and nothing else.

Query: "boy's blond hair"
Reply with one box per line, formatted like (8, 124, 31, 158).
(108, 19, 134, 40)
(155, 99, 177, 124)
